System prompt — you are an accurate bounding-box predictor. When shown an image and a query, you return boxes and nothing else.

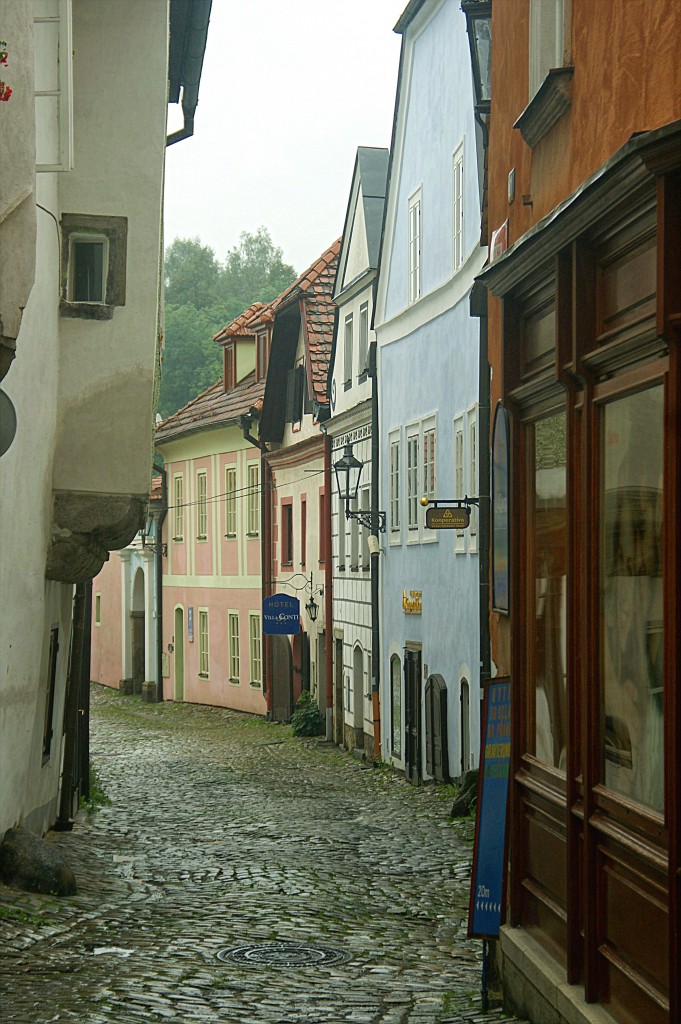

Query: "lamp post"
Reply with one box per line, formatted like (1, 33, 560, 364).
(461, 0, 492, 137)
(333, 442, 386, 534)
(141, 508, 167, 557)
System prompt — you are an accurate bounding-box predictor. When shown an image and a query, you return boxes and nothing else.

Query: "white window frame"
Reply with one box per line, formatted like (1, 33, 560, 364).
(358, 302, 369, 379)
(34, 0, 74, 172)
(249, 613, 262, 687)
(197, 471, 208, 540)
(529, 0, 567, 98)
(343, 313, 353, 390)
(225, 465, 237, 537)
(406, 430, 420, 535)
(408, 188, 422, 304)
(467, 405, 479, 551)
(198, 609, 209, 677)
(452, 142, 465, 273)
(173, 474, 184, 541)
(247, 463, 260, 536)
(228, 611, 240, 683)
(454, 415, 466, 553)
(389, 433, 401, 540)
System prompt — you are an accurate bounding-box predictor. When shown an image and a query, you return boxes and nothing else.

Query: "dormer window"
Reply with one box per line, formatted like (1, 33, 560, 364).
(256, 330, 270, 381)
(224, 343, 236, 391)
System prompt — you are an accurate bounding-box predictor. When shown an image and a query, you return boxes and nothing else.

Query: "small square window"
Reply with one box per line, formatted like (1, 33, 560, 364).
(70, 237, 107, 302)
(60, 213, 127, 319)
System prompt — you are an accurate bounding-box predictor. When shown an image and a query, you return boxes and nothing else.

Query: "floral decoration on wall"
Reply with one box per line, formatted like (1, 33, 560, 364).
(0, 40, 12, 102)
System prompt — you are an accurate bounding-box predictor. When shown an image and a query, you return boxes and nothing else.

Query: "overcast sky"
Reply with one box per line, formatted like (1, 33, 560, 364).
(163, 0, 407, 274)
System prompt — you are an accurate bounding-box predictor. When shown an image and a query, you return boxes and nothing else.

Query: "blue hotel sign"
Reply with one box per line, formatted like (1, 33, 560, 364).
(468, 679, 511, 939)
(262, 594, 300, 635)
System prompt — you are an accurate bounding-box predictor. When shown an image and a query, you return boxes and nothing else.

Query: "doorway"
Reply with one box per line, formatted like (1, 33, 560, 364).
(131, 568, 145, 695)
(334, 636, 344, 745)
(460, 677, 470, 777)
(352, 644, 364, 750)
(404, 646, 422, 784)
(425, 673, 449, 782)
(271, 635, 293, 722)
(174, 606, 184, 702)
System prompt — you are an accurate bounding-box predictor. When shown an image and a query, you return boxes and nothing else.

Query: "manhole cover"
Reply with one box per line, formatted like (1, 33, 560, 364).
(216, 941, 349, 967)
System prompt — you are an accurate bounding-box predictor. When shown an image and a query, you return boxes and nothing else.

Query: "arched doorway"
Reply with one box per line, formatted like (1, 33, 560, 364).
(460, 677, 470, 777)
(174, 606, 184, 702)
(390, 654, 402, 758)
(352, 644, 364, 749)
(131, 568, 145, 695)
(425, 673, 449, 783)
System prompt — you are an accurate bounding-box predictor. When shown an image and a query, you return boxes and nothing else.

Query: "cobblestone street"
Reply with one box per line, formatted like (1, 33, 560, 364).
(0, 686, 524, 1024)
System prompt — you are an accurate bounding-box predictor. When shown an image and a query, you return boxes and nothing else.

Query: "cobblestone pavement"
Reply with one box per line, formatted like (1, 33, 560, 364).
(0, 686, 525, 1024)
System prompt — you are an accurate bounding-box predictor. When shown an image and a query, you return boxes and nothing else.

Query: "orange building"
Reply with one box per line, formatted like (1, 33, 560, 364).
(474, 1, 681, 1021)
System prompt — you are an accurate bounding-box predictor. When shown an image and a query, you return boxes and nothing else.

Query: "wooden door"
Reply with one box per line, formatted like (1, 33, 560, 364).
(425, 673, 449, 782)
(271, 635, 293, 722)
(404, 648, 422, 785)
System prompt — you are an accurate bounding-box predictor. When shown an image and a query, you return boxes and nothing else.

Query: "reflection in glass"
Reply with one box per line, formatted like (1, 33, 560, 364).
(601, 387, 663, 812)
(532, 412, 567, 770)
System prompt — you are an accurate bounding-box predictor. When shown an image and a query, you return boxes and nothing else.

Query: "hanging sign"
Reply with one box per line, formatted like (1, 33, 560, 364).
(426, 505, 470, 530)
(402, 589, 422, 615)
(262, 594, 300, 635)
(468, 678, 511, 939)
(187, 606, 194, 643)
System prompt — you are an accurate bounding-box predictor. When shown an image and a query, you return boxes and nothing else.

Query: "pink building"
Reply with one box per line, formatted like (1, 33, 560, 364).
(155, 304, 270, 714)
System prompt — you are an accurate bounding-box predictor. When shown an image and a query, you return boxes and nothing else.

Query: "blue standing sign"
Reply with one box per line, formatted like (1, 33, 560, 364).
(468, 678, 511, 938)
(262, 594, 301, 635)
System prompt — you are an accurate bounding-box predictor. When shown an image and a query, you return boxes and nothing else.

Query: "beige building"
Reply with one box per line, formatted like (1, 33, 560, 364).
(0, 0, 210, 836)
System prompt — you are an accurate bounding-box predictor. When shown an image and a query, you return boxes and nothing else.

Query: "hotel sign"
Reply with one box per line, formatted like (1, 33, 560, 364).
(402, 589, 422, 615)
(262, 594, 301, 635)
(426, 505, 470, 530)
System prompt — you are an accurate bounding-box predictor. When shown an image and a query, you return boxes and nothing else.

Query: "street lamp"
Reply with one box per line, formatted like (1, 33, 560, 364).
(461, 0, 492, 119)
(141, 508, 167, 556)
(305, 593, 319, 622)
(332, 442, 386, 534)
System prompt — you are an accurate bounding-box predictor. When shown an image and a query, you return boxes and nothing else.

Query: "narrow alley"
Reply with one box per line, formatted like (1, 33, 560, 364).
(0, 686, 522, 1024)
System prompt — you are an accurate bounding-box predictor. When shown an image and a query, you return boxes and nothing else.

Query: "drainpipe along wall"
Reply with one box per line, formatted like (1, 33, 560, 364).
(369, 341, 381, 758)
(240, 415, 271, 713)
(155, 457, 168, 702)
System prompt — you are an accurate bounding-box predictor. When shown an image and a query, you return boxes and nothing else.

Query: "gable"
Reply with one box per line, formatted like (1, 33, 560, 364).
(342, 197, 370, 288)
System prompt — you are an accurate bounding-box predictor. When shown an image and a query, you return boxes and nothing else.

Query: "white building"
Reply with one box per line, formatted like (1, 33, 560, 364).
(325, 148, 389, 756)
(0, 0, 210, 836)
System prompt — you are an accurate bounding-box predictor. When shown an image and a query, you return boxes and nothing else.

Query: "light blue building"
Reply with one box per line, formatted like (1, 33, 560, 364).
(373, 0, 487, 783)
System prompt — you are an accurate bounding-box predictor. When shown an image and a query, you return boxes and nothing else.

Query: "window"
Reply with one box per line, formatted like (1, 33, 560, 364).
(60, 214, 127, 319)
(198, 610, 209, 677)
(228, 612, 240, 682)
(319, 492, 327, 563)
(35, 0, 73, 172)
(94, 594, 101, 626)
(337, 495, 346, 570)
(249, 614, 262, 687)
(285, 365, 305, 423)
(247, 463, 260, 535)
(225, 465, 236, 537)
(467, 407, 478, 549)
(197, 471, 208, 539)
(423, 426, 436, 503)
(389, 436, 401, 534)
(224, 344, 236, 391)
(360, 486, 370, 571)
(301, 497, 307, 568)
(343, 314, 353, 390)
(453, 144, 464, 272)
(70, 236, 107, 302)
(256, 331, 270, 381)
(358, 303, 369, 380)
(406, 433, 419, 531)
(454, 417, 465, 552)
(173, 475, 184, 541)
(408, 189, 421, 304)
(42, 627, 59, 761)
(281, 501, 293, 565)
(529, 0, 566, 98)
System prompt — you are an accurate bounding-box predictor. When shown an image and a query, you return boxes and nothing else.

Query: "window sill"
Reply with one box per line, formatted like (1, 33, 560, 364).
(197, 536, 207, 542)
(250, 681, 262, 689)
(60, 299, 114, 321)
(343, 381, 352, 392)
(229, 678, 240, 686)
(198, 673, 209, 679)
(224, 534, 236, 540)
(172, 537, 183, 543)
(514, 66, 574, 148)
(246, 532, 259, 539)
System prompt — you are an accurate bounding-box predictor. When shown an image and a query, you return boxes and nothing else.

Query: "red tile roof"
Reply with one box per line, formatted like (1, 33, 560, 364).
(274, 238, 340, 405)
(155, 371, 265, 445)
(213, 301, 274, 346)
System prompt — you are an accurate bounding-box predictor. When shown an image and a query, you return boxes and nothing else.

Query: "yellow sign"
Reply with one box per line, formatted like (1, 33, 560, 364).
(402, 589, 422, 614)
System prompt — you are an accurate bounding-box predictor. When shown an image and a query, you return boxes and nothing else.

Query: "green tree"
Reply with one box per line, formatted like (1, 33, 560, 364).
(159, 229, 297, 418)
(222, 227, 297, 309)
(165, 236, 223, 308)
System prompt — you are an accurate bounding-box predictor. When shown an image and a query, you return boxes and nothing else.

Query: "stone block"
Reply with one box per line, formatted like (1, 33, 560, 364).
(0, 826, 77, 896)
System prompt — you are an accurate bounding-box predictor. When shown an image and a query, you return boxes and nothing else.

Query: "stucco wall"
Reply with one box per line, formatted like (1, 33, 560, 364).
(90, 553, 123, 689)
